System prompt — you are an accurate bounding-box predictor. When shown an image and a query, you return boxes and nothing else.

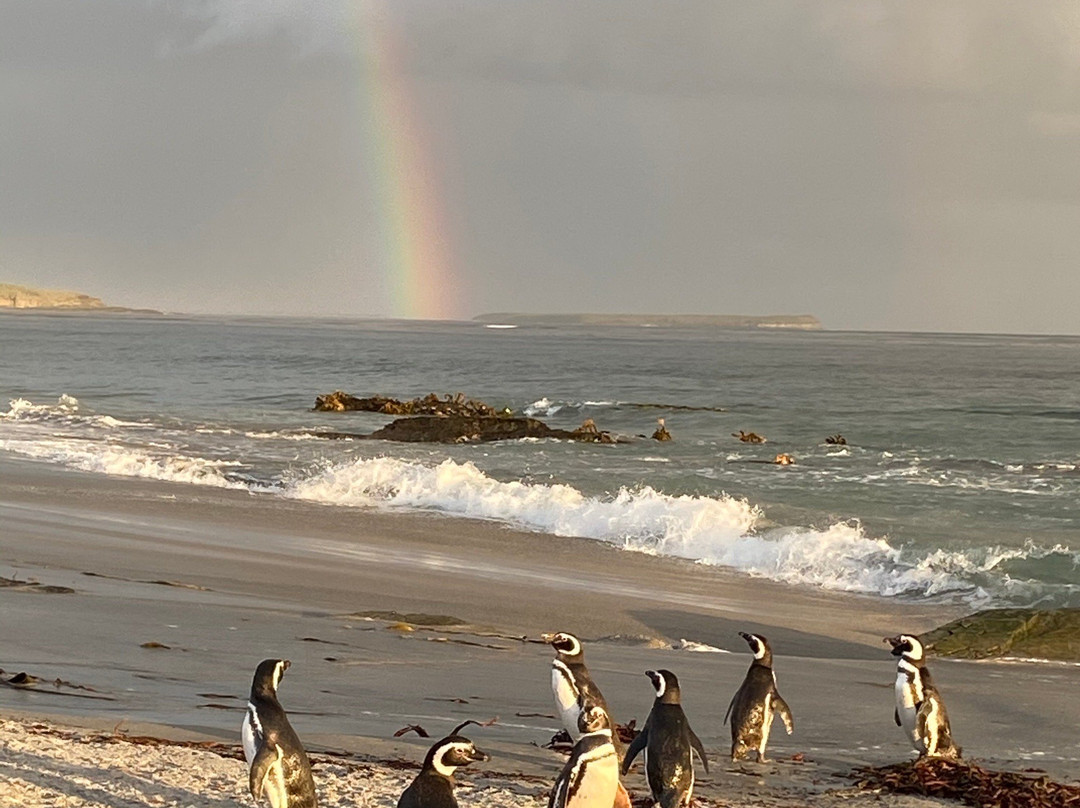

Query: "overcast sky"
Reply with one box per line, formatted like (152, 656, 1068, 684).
(3, 1, 1080, 332)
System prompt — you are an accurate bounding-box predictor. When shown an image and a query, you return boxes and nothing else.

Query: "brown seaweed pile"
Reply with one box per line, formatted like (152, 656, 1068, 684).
(853, 757, 1080, 808)
(314, 391, 500, 417)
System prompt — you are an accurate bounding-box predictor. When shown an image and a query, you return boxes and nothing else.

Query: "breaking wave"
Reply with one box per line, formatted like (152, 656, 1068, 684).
(283, 456, 1074, 603)
(3, 396, 1077, 605)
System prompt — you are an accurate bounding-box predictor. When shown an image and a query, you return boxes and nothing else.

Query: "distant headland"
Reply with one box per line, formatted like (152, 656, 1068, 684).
(474, 312, 822, 330)
(0, 283, 159, 314)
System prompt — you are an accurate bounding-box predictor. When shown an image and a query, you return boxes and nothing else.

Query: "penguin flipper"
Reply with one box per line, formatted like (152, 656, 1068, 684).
(773, 694, 794, 734)
(893, 707, 901, 727)
(723, 691, 737, 726)
(621, 728, 648, 775)
(248, 743, 277, 802)
(689, 728, 709, 773)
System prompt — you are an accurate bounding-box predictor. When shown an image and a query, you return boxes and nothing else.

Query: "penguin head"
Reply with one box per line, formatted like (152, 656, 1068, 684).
(738, 632, 773, 666)
(423, 735, 490, 778)
(541, 632, 583, 661)
(885, 634, 924, 661)
(645, 669, 681, 703)
(576, 702, 611, 735)
(250, 658, 290, 700)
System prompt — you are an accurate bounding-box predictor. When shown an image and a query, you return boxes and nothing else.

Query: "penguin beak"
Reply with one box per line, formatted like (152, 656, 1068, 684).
(282, 659, 292, 671)
(540, 633, 555, 643)
(470, 748, 491, 763)
(738, 631, 751, 641)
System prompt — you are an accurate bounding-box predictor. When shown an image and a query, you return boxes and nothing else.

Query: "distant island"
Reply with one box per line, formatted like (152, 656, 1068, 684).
(0, 283, 158, 314)
(475, 312, 822, 330)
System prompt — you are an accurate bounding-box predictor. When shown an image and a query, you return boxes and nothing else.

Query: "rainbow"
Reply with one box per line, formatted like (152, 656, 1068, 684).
(351, 3, 462, 321)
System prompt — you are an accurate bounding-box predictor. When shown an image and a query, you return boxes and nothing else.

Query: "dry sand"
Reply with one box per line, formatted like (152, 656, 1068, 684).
(2, 459, 1079, 806)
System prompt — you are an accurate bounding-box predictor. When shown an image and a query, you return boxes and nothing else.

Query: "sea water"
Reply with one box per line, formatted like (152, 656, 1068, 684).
(1, 313, 1077, 607)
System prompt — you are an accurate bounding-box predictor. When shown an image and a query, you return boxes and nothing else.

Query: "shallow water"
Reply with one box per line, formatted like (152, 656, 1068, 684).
(1, 313, 1077, 606)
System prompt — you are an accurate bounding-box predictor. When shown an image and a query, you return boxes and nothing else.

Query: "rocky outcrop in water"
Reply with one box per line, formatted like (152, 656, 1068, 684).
(923, 608, 1080, 662)
(314, 391, 500, 417)
(732, 430, 767, 444)
(318, 415, 626, 444)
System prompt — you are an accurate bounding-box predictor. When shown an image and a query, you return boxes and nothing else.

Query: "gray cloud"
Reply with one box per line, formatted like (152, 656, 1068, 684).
(2, 1, 1079, 332)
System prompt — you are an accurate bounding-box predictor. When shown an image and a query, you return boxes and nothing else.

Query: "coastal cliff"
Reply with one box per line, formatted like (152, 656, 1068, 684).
(475, 312, 822, 329)
(0, 283, 159, 314)
(0, 283, 106, 310)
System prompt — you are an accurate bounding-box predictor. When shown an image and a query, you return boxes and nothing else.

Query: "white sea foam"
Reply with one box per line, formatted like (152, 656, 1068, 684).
(2, 396, 145, 428)
(0, 437, 247, 489)
(676, 639, 729, 653)
(523, 397, 566, 416)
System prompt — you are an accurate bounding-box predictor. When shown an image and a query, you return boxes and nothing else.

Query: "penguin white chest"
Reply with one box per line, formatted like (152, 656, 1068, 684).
(568, 751, 618, 808)
(552, 663, 581, 738)
(895, 669, 919, 741)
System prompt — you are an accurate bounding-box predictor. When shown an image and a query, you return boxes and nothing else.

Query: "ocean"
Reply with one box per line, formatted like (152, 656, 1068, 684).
(1, 313, 1077, 608)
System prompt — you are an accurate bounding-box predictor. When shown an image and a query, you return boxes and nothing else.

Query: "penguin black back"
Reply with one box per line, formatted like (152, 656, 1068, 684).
(725, 633, 794, 763)
(397, 732, 489, 808)
(621, 670, 708, 808)
(242, 659, 317, 808)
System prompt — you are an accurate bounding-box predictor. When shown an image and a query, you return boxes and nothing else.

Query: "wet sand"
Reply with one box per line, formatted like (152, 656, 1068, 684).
(2, 458, 1079, 806)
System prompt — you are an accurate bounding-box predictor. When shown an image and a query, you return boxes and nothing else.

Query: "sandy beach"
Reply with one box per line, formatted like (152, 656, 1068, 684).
(3, 457, 1080, 806)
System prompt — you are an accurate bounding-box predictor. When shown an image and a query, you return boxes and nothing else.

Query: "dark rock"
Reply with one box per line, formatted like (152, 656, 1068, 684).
(314, 391, 499, 417)
(313, 415, 628, 445)
(365, 415, 555, 443)
(923, 608, 1080, 661)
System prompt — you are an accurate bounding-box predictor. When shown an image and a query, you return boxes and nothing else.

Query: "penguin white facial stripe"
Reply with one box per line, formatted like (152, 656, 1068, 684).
(432, 741, 473, 777)
(272, 661, 286, 693)
(900, 635, 924, 660)
(561, 634, 582, 656)
(652, 675, 666, 698)
(751, 637, 765, 659)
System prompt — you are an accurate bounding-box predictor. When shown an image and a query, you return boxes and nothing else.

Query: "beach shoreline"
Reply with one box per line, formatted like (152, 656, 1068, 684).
(2, 458, 1079, 806)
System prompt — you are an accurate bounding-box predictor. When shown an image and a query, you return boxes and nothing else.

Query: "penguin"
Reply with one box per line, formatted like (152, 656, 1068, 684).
(548, 704, 620, 808)
(886, 634, 960, 759)
(724, 632, 794, 762)
(241, 659, 318, 808)
(621, 670, 708, 808)
(397, 724, 490, 808)
(542, 632, 618, 743)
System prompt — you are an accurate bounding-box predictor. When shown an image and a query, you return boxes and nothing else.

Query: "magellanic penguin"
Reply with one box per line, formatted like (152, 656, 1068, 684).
(542, 632, 618, 744)
(621, 670, 708, 808)
(548, 703, 620, 808)
(886, 634, 961, 759)
(724, 632, 794, 762)
(241, 659, 318, 808)
(397, 722, 490, 808)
